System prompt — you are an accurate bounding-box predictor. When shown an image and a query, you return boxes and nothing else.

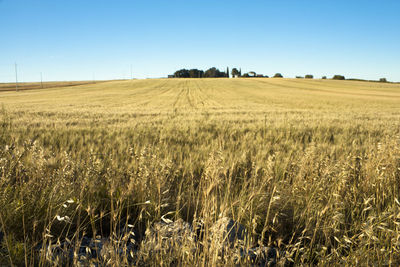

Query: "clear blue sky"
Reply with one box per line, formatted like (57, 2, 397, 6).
(0, 0, 399, 82)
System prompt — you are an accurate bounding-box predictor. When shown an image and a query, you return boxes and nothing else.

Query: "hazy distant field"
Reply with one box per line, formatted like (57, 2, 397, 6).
(0, 80, 112, 92)
(1, 78, 400, 265)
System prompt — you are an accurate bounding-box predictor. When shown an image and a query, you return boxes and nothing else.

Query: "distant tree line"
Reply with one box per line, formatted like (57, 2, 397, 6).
(171, 69, 389, 83)
(173, 67, 228, 78)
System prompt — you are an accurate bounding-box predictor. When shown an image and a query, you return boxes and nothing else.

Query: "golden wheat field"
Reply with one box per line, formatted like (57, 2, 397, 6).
(1, 78, 400, 266)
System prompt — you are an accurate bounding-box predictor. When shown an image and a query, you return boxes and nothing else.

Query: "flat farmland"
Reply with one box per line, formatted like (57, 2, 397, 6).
(1, 78, 400, 265)
(0, 80, 114, 92)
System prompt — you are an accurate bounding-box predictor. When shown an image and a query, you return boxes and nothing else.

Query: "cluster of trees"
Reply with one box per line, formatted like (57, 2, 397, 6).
(295, 75, 344, 80)
(241, 71, 283, 78)
(172, 69, 389, 83)
(172, 67, 284, 79)
(174, 69, 203, 78)
(174, 67, 229, 78)
(205, 67, 228, 78)
(173, 67, 262, 78)
(296, 75, 389, 82)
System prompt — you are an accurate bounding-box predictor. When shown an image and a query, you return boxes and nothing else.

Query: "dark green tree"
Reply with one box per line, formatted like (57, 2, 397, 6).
(248, 71, 256, 77)
(204, 67, 225, 78)
(273, 73, 283, 78)
(332, 75, 345, 80)
(305, 74, 314, 79)
(189, 69, 204, 78)
(231, 68, 240, 77)
(174, 69, 190, 78)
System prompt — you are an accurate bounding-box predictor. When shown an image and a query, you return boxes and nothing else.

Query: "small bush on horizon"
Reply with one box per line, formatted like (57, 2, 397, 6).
(332, 75, 345, 80)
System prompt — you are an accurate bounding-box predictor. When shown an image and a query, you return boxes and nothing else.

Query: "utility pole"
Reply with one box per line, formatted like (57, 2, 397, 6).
(130, 64, 133, 80)
(40, 72, 43, 88)
(15, 63, 18, 92)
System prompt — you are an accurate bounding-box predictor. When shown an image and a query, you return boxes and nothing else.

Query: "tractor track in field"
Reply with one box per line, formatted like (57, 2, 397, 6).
(169, 80, 219, 110)
(200, 81, 231, 108)
(172, 81, 187, 109)
(136, 82, 173, 107)
(185, 81, 195, 109)
(124, 81, 171, 108)
(192, 80, 209, 107)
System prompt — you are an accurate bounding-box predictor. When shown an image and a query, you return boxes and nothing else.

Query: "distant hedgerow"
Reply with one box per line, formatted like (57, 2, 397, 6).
(332, 75, 345, 80)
